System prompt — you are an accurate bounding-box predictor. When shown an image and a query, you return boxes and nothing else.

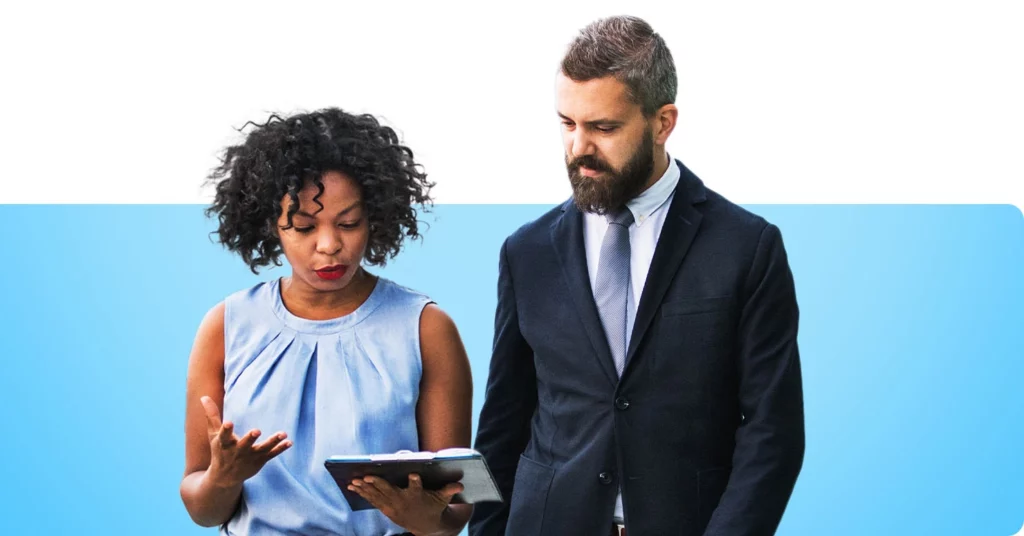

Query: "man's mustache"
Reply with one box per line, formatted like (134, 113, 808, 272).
(567, 155, 612, 173)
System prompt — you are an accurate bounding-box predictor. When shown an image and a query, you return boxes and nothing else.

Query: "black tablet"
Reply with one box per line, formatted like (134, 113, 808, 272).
(324, 448, 503, 511)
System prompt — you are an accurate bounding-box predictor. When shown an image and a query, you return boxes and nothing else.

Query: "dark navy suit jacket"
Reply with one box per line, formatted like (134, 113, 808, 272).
(469, 161, 805, 536)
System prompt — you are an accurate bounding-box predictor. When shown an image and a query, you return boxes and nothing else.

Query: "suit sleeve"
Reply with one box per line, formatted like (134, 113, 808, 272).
(468, 238, 538, 536)
(704, 223, 806, 536)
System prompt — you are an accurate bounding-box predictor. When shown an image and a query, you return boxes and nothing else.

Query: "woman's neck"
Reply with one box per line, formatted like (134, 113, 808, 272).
(279, 267, 378, 320)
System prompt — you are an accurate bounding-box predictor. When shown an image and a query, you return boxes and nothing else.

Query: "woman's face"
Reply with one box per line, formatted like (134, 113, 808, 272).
(276, 171, 370, 292)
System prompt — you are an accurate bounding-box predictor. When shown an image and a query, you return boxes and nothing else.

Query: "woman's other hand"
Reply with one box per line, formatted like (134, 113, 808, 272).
(348, 473, 463, 536)
(200, 396, 292, 488)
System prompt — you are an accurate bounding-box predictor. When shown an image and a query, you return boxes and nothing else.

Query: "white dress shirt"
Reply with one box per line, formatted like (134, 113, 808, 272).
(582, 154, 680, 523)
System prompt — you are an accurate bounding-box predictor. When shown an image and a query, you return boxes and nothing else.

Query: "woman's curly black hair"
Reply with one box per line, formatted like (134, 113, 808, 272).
(204, 108, 434, 274)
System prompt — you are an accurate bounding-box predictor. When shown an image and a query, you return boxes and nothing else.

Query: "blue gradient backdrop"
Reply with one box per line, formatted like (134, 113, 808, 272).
(0, 204, 1021, 535)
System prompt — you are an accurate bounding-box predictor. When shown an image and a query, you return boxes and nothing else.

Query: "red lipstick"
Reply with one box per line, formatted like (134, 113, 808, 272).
(314, 265, 347, 281)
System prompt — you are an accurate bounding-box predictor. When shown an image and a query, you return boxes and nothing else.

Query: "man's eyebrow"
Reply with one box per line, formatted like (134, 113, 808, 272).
(557, 112, 623, 127)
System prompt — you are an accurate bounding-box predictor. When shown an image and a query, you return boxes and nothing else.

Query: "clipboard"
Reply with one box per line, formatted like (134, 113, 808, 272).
(324, 448, 503, 511)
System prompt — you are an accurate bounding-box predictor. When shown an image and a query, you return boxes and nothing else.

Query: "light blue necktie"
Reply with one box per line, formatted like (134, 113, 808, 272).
(594, 207, 635, 376)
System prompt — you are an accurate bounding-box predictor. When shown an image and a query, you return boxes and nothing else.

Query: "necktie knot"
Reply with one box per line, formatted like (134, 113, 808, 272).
(606, 207, 635, 228)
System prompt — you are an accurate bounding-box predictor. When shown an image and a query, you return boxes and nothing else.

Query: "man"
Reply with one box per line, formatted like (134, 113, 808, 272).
(469, 15, 805, 536)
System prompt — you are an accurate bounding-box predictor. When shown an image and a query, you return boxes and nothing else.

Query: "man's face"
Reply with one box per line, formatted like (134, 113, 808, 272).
(557, 73, 655, 214)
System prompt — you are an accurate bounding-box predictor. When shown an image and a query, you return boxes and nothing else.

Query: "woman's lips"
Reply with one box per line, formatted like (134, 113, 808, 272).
(314, 265, 347, 281)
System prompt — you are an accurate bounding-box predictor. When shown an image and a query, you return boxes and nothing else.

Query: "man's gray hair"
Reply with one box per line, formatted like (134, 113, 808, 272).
(561, 15, 677, 116)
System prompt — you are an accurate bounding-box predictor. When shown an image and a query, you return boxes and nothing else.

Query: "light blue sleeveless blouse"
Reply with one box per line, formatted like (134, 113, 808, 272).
(219, 276, 432, 535)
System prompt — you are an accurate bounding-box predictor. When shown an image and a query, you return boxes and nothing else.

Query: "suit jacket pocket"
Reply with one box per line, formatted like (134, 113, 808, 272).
(661, 296, 733, 317)
(506, 454, 555, 536)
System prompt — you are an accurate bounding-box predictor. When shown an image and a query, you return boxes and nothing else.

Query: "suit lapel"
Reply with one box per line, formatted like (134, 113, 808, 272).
(550, 200, 619, 388)
(624, 161, 706, 372)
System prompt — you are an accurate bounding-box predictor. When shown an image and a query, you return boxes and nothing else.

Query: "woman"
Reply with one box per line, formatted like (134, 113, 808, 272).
(180, 108, 473, 535)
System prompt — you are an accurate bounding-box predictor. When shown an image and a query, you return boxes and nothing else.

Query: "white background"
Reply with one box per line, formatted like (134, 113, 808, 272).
(1, 1, 1021, 208)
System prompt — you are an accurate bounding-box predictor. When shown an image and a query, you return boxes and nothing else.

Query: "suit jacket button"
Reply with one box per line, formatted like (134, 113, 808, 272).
(614, 396, 630, 410)
(598, 472, 613, 485)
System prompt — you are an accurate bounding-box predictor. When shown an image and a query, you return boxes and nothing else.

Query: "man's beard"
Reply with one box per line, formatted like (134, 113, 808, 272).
(566, 131, 655, 215)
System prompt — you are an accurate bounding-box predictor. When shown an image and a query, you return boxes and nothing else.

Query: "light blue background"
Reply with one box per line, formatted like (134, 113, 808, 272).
(0, 204, 1021, 535)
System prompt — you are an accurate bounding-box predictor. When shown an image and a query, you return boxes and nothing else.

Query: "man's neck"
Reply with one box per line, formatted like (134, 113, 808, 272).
(639, 149, 670, 194)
